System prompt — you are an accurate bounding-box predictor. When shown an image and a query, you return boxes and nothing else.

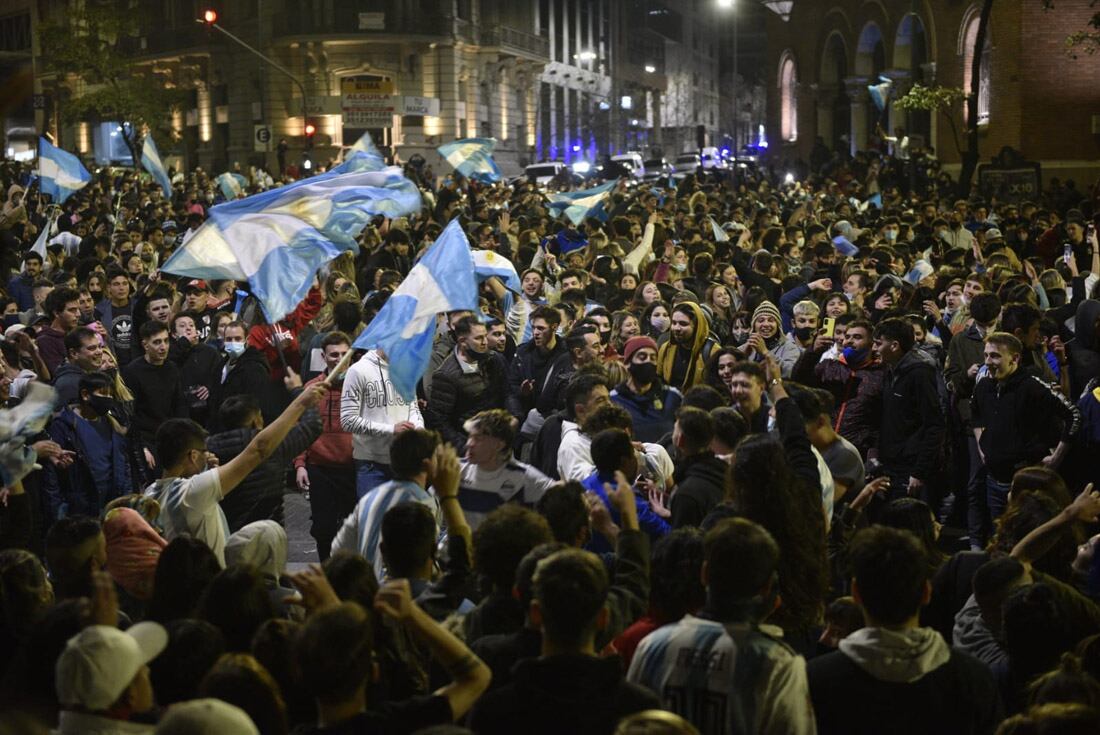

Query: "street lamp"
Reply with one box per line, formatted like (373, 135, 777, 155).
(198, 9, 311, 157)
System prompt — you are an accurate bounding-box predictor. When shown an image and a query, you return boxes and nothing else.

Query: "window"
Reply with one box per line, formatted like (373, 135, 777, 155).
(779, 52, 798, 142)
(961, 10, 991, 125)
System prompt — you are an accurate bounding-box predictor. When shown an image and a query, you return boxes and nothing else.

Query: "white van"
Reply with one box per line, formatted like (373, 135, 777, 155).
(525, 161, 568, 186)
(700, 147, 725, 169)
(610, 152, 646, 179)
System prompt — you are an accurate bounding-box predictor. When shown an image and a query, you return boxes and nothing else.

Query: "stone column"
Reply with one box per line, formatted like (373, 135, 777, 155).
(844, 76, 870, 156)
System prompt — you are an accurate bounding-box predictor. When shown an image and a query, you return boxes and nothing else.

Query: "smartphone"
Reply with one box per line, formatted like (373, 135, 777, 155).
(822, 317, 836, 338)
(1064, 243, 1074, 265)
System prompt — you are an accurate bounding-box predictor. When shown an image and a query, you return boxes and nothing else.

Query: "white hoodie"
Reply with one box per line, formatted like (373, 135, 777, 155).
(340, 350, 424, 463)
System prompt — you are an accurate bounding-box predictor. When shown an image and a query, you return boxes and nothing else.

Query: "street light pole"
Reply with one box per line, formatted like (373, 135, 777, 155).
(196, 15, 309, 140)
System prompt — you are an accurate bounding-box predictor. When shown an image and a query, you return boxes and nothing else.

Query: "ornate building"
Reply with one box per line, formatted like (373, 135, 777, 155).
(764, 0, 1100, 185)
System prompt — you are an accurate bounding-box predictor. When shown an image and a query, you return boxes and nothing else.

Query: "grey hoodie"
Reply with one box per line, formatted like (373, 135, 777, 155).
(839, 626, 951, 683)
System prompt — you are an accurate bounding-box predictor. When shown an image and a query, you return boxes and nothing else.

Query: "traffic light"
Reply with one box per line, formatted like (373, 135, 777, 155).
(202, 9, 217, 24)
(304, 122, 316, 150)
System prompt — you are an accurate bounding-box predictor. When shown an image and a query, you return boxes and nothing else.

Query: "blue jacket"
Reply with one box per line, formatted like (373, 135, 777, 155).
(7, 273, 35, 311)
(45, 406, 131, 519)
(609, 382, 682, 444)
(581, 470, 669, 554)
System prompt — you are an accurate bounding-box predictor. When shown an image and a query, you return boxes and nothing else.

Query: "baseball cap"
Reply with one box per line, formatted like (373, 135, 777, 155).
(56, 622, 167, 711)
(161, 220, 179, 232)
(155, 698, 259, 735)
(183, 279, 209, 292)
(984, 227, 1004, 242)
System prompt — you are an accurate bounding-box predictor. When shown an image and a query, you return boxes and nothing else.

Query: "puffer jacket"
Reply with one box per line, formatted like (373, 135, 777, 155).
(296, 372, 353, 469)
(424, 351, 507, 450)
(815, 355, 886, 458)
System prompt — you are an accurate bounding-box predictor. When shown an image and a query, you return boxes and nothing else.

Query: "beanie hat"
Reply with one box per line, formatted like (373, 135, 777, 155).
(751, 301, 781, 326)
(622, 336, 658, 363)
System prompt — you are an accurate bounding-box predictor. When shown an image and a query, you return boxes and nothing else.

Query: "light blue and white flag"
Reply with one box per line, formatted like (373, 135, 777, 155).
(37, 137, 91, 204)
(709, 216, 730, 243)
(906, 259, 935, 285)
(216, 172, 248, 200)
(161, 166, 422, 322)
(868, 77, 893, 112)
(473, 249, 521, 292)
(546, 179, 617, 226)
(352, 219, 479, 400)
(437, 138, 502, 183)
(331, 150, 387, 175)
(29, 209, 61, 266)
(832, 235, 859, 257)
(141, 136, 173, 199)
(350, 131, 384, 158)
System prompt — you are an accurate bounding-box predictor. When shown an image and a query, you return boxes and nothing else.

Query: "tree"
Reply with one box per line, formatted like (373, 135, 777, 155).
(895, 84, 967, 158)
(1042, 0, 1100, 57)
(38, 0, 187, 164)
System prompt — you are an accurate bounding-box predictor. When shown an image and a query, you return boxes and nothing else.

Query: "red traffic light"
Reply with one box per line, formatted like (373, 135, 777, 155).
(304, 123, 316, 136)
(203, 9, 217, 24)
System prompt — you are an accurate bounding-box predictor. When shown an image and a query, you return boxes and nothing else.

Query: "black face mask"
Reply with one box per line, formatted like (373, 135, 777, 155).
(793, 326, 814, 342)
(86, 394, 115, 416)
(628, 361, 659, 386)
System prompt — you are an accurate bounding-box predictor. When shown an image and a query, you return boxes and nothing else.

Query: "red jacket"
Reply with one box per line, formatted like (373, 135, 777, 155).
(293, 372, 353, 469)
(247, 286, 323, 383)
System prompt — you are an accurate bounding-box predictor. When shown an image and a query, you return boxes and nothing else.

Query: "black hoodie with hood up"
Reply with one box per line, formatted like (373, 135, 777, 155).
(1069, 299, 1100, 398)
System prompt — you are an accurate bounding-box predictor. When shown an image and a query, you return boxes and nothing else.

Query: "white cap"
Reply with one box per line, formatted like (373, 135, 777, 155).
(56, 622, 167, 711)
(155, 698, 259, 735)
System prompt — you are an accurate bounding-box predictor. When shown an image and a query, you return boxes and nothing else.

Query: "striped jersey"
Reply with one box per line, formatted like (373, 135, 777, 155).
(627, 615, 816, 735)
(330, 479, 441, 581)
(458, 459, 555, 529)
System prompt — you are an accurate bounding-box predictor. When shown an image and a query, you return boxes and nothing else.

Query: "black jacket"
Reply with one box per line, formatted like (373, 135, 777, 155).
(669, 452, 728, 528)
(971, 369, 1080, 482)
(206, 413, 321, 532)
(530, 412, 567, 480)
(506, 338, 567, 420)
(535, 352, 580, 417)
(877, 349, 945, 481)
(1068, 299, 1100, 399)
(424, 351, 507, 451)
(121, 357, 187, 444)
(214, 346, 277, 428)
(468, 654, 659, 735)
(170, 338, 221, 424)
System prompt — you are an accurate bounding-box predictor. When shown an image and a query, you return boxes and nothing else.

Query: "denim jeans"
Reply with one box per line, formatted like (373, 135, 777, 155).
(986, 476, 1013, 522)
(355, 459, 392, 500)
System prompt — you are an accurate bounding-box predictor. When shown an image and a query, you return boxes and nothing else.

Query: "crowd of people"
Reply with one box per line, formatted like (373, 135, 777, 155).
(0, 138, 1100, 735)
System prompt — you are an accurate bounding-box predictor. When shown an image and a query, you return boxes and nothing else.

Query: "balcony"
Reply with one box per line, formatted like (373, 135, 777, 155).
(479, 26, 550, 60)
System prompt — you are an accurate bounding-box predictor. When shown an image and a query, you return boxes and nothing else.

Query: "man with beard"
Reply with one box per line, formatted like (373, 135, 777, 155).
(426, 316, 507, 451)
(610, 336, 683, 444)
(656, 302, 718, 390)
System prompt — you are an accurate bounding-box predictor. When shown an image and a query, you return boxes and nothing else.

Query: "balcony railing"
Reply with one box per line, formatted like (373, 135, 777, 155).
(271, 7, 451, 39)
(479, 26, 549, 58)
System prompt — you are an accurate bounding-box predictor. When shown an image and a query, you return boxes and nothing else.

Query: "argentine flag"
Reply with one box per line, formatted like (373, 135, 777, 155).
(352, 219, 479, 401)
(216, 172, 248, 200)
(868, 77, 892, 112)
(709, 216, 730, 243)
(331, 150, 387, 175)
(161, 166, 422, 322)
(437, 138, 502, 183)
(37, 137, 91, 204)
(141, 136, 173, 199)
(546, 179, 617, 226)
(473, 249, 521, 292)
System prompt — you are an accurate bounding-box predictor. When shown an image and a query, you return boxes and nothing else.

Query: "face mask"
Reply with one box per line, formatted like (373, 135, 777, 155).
(140, 253, 153, 262)
(843, 347, 869, 364)
(884, 230, 898, 241)
(672, 263, 687, 273)
(628, 361, 658, 386)
(796, 237, 805, 248)
(599, 330, 612, 347)
(224, 342, 245, 357)
(86, 394, 115, 416)
(651, 316, 670, 332)
(794, 326, 814, 341)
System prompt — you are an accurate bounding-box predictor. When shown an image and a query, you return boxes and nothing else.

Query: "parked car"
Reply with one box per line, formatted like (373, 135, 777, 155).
(610, 152, 646, 179)
(672, 152, 700, 175)
(642, 157, 673, 181)
(525, 161, 568, 186)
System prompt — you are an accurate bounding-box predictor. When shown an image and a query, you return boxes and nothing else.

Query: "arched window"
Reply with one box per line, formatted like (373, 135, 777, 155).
(961, 10, 991, 124)
(779, 52, 798, 142)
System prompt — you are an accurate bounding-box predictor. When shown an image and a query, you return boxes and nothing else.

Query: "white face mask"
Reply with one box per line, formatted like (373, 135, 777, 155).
(796, 237, 805, 248)
(224, 342, 245, 356)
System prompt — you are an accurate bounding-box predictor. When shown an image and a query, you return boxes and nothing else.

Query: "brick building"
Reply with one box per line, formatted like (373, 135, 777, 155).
(763, 0, 1100, 186)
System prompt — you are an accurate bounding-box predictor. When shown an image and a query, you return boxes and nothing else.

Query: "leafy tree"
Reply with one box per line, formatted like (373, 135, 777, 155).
(38, 0, 187, 164)
(895, 84, 967, 158)
(1042, 0, 1100, 57)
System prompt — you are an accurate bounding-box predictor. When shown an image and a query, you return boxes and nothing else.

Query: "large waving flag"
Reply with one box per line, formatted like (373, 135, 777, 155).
(141, 136, 173, 199)
(473, 249, 521, 292)
(30, 209, 62, 267)
(216, 172, 248, 200)
(708, 216, 730, 243)
(161, 166, 422, 322)
(546, 179, 617, 226)
(352, 219, 479, 400)
(37, 137, 91, 204)
(868, 77, 893, 112)
(437, 138, 502, 183)
(331, 150, 387, 175)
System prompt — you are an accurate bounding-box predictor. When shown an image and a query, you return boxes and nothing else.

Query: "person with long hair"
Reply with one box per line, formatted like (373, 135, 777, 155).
(631, 281, 662, 314)
(703, 283, 736, 344)
(611, 310, 641, 354)
(642, 301, 671, 339)
(704, 347, 741, 401)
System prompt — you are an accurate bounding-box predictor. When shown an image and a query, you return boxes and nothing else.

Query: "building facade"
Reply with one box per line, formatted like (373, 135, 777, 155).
(14, 0, 766, 176)
(763, 0, 1100, 185)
